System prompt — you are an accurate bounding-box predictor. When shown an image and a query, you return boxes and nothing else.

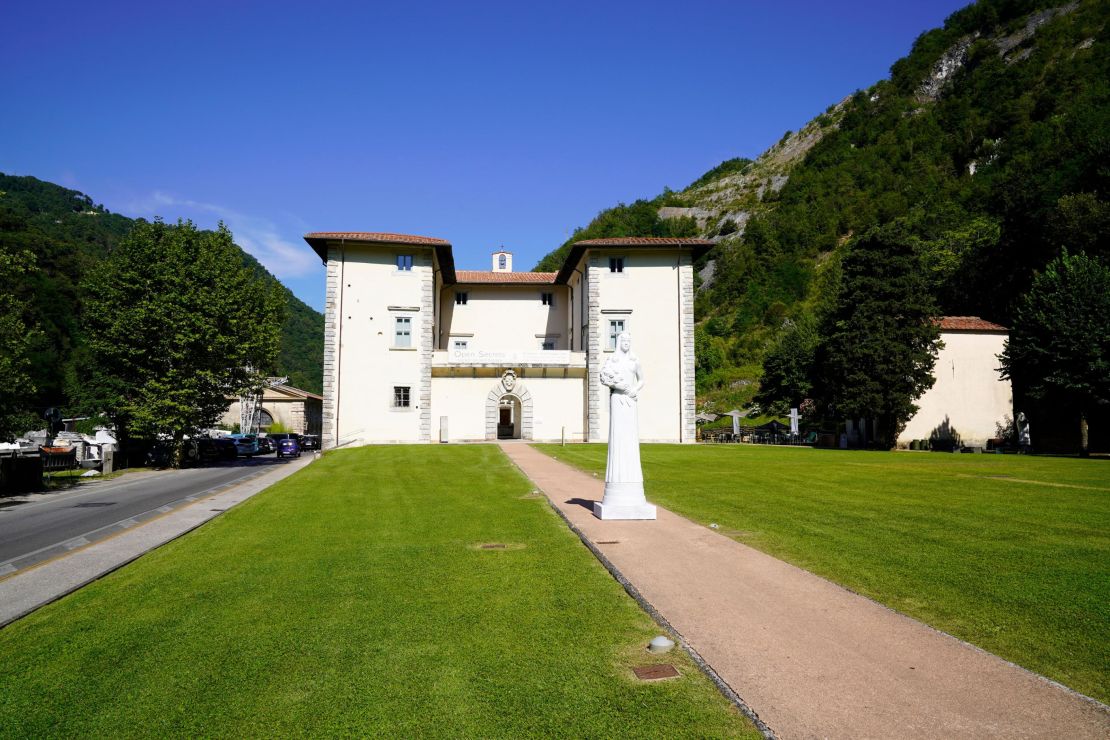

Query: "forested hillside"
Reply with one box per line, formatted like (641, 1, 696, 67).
(535, 0, 1109, 421)
(0, 174, 324, 422)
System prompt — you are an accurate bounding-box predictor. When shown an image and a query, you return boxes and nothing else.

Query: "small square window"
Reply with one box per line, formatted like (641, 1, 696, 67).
(397, 254, 413, 271)
(455, 292, 468, 305)
(453, 339, 469, 350)
(541, 340, 556, 351)
(609, 257, 624, 273)
(394, 316, 411, 348)
(608, 319, 625, 350)
(393, 386, 411, 408)
(541, 292, 554, 306)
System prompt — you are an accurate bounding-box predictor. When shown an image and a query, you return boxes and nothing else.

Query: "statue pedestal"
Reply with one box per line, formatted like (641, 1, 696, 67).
(594, 481, 656, 520)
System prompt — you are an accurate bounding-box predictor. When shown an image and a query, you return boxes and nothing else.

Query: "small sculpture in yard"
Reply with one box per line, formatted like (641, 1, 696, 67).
(595, 332, 656, 520)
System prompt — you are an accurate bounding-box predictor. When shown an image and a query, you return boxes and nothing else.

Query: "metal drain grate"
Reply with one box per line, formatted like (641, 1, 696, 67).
(480, 543, 507, 550)
(596, 540, 620, 545)
(633, 664, 680, 681)
(73, 502, 115, 508)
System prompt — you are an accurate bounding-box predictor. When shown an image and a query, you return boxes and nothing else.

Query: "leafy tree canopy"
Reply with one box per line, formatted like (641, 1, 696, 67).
(0, 173, 324, 420)
(753, 313, 819, 416)
(814, 223, 941, 447)
(0, 245, 44, 440)
(78, 220, 284, 461)
(999, 250, 1110, 453)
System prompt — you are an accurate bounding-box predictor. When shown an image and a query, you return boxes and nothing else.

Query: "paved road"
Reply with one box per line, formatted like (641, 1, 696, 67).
(0, 456, 296, 573)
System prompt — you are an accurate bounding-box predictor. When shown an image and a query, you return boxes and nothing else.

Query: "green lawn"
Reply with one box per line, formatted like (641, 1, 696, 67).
(535, 444, 1110, 704)
(0, 446, 756, 738)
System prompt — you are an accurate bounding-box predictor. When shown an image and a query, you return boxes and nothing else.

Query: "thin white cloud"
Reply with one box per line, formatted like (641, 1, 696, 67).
(128, 191, 318, 280)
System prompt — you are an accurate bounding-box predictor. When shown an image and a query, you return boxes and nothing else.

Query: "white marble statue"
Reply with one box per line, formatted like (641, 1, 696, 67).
(594, 332, 656, 520)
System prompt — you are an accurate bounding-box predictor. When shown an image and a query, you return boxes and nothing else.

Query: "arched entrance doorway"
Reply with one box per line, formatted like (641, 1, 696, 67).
(486, 371, 533, 440)
(497, 396, 522, 439)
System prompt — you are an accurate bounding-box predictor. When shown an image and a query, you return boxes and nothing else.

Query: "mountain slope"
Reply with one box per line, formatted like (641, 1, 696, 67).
(0, 174, 324, 415)
(534, 0, 1110, 411)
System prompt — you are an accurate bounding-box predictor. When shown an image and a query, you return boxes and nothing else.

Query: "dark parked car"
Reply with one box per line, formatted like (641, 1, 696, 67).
(211, 437, 238, 461)
(268, 432, 298, 443)
(182, 438, 220, 467)
(257, 436, 274, 454)
(299, 434, 320, 450)
(276, 437, 301, 458)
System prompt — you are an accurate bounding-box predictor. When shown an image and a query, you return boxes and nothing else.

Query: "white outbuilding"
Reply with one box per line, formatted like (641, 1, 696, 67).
(898, 316, 1013, 448)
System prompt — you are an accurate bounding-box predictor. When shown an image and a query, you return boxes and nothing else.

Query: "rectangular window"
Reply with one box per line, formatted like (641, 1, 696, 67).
(396, 254, 413, 271)
(609, 257, 624, 273)
(394, 316, 411, 347)
(393, 386, 411, 408)
(608, 319, 625, 350)
(453, 339, 468, 350)
(541, 340, 556, 351)
(455, 292, 468, 305)
(541, 292, 554, 306)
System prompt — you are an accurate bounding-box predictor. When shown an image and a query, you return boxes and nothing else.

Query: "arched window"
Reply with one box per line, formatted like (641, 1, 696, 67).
(259, 409, 274, 428)
(498, 254, 506, 269)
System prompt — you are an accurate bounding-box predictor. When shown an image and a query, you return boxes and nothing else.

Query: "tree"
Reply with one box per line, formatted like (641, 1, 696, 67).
(0, 245, 43, 440)
(79, 220, 284, 464)
(814, 223, 941, 448)
(755, 313, 819, 416)
(999, 251, 1110, 456)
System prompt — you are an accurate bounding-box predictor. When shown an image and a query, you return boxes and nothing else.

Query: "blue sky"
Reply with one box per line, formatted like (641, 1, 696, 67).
(2, 0, 969, 311)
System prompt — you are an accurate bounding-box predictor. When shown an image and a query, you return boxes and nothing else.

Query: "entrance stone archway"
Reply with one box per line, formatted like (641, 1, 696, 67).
(486, 371, 533, 440)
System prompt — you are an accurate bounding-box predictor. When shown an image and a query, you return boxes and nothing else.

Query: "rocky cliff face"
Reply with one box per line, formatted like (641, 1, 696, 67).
(656, 97, 850, 293)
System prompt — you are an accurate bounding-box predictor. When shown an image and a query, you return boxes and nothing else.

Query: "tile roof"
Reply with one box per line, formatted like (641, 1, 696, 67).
(936, 316, 1008, 332)
(554, 236, 715, 283)
(571, 237, 715, 247)
(455, 270, 557, 284)
(303, 232, 450, 246)
(303, 232, 456, 280)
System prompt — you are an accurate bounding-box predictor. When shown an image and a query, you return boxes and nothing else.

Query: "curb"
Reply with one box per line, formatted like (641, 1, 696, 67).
(0, 455, 317, 629)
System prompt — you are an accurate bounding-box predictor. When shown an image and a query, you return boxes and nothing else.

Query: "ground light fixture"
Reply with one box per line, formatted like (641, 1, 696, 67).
(649, 635, 675, 653)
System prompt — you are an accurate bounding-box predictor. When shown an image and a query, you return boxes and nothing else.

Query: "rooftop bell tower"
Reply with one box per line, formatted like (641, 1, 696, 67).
(492, 248, 512, 272)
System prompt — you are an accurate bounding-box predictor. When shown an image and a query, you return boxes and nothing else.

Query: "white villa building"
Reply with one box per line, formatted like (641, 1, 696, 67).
(304, 233, 710, 448)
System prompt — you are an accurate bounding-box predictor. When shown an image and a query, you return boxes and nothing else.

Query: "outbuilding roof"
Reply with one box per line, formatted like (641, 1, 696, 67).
(936, 316, 1008, 332)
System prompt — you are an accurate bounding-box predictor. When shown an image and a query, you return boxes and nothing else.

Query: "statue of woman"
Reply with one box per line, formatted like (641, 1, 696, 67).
(595, 332, 655, 519)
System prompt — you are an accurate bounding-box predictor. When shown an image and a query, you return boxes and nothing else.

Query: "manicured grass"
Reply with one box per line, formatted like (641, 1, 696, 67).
(0, 446, 757, 738)
(535, 444, 1110, 703)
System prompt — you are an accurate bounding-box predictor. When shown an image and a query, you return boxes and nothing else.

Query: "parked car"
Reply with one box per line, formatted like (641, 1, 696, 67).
(211, 437, 238, 461)
(257, 436, 274, 455)
(276, 437, 301, 458)
(183, 438, 220, 467)
(228, 434, 259, 457)
(144, 442, 173, 468)
(299, 434, 320, 451)
(267, 432, 299, 443)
